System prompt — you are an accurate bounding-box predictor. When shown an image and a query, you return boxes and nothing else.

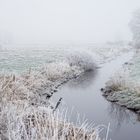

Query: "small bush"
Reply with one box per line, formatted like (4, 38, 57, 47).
(66, 51, 96, 72)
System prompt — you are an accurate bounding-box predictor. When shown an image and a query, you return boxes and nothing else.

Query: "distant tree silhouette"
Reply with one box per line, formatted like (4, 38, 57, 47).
(129, 9, 140, 48)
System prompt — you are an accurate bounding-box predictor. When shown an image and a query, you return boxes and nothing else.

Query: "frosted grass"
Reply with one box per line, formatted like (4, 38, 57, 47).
(1, 103, 99, 140)
(0, 44, 131, 73)
(0, 53, 99, 140)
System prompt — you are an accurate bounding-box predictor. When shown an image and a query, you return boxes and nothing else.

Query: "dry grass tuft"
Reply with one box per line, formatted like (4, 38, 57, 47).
(0, 102, 99, 140)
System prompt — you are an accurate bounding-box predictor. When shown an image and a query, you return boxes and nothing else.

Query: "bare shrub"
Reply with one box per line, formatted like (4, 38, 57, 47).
(66, 51, 96, 72)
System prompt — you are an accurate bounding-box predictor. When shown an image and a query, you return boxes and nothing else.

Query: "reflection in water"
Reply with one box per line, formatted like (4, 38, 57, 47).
(107, 102, 139, 130)
(68, 70, 97, 89)
(137, 115, 140, 122)
(55, 52, 140, 140)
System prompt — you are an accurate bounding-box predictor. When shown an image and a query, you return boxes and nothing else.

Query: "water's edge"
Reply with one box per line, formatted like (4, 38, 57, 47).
(54, 51, 140, 140)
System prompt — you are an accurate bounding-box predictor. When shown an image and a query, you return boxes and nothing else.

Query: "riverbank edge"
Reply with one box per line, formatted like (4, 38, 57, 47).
(0, 62, 99, 140)
(101, 50, 140, 114)
(101, 87, 140, 114)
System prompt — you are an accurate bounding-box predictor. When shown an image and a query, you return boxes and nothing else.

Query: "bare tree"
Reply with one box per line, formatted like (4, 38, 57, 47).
(129, 9, 140, 48)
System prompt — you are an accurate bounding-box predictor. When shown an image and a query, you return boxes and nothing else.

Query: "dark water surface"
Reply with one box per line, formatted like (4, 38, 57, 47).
(53, 52, 140, 140)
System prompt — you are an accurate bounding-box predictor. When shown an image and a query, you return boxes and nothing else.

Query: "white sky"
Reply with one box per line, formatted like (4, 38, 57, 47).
(0, 0, 140, 44)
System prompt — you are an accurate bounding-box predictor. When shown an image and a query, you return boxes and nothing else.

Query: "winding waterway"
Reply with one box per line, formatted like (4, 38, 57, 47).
(53, 52, 140, 140)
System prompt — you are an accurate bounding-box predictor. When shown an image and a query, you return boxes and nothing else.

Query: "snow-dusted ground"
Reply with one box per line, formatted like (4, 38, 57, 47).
(112, 49, 140, 86)
(0, 44, 131, 73)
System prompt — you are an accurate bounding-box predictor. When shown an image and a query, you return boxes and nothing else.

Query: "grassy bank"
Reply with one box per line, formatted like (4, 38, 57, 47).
(0, 60, 100, 140)
(102, 50, 140, 114)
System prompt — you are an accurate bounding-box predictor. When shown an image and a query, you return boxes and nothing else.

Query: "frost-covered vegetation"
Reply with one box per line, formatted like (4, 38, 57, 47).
(0, 62, 84, 104)
(1, 103, 99, 140)
(0, 53, 101, 140)
(102, 51, 140, 113)
(66, 51, 96, 71)
(0, 44, 131, 73)
(101, 9, 140, 113)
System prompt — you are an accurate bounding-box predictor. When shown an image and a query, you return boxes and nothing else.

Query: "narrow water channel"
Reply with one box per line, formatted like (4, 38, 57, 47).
(53, 52, 140, 140)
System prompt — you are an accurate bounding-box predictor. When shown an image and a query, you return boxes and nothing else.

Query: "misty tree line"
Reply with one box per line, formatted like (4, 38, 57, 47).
(0, 9, 140, 48)
(129, 9, 140, 48)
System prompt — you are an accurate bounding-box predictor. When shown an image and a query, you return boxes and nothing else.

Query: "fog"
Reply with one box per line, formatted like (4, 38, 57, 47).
(0, 0, 140, 44)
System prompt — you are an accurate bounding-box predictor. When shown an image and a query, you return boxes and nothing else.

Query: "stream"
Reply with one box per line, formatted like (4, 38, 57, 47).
(53, 52, 140, 140)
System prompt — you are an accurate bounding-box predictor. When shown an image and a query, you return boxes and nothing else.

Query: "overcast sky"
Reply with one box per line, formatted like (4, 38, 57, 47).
(0, 0, 140, 44)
